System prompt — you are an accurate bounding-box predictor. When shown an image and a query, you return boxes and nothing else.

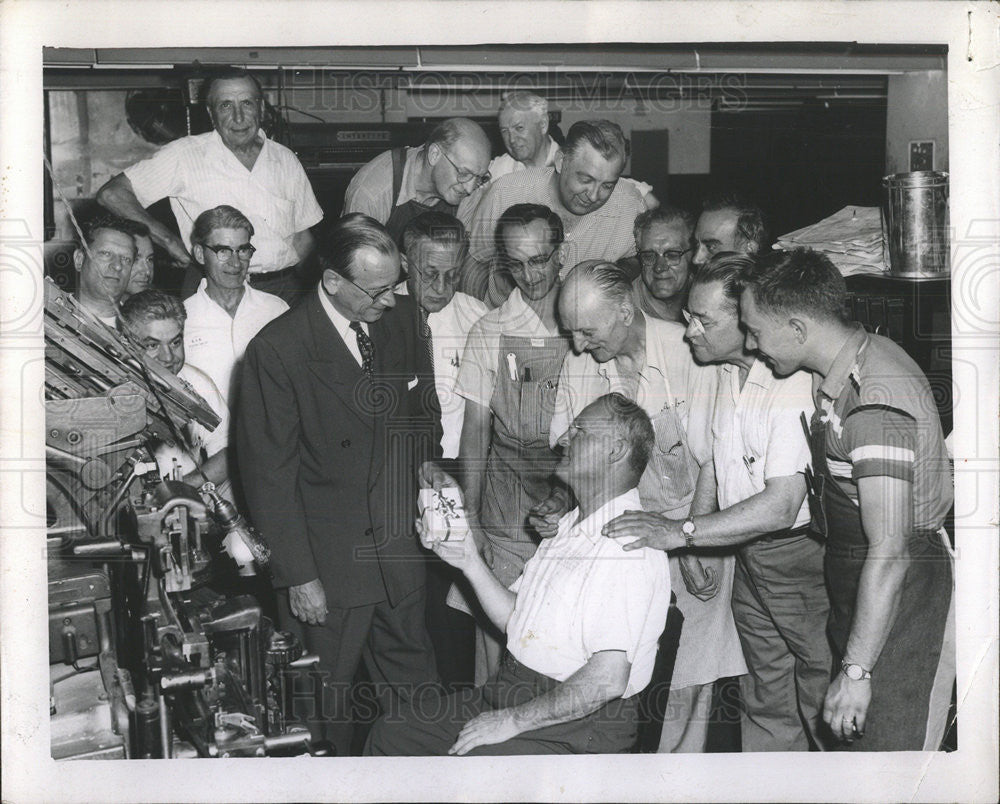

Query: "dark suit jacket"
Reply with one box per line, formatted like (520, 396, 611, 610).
(237, 289, 442, 609)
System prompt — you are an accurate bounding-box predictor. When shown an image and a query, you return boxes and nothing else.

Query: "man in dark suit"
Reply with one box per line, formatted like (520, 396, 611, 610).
(237, 213, 441, 756)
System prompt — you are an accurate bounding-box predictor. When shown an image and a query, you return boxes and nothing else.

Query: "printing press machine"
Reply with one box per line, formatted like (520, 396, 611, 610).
(44, 278, 324, 759)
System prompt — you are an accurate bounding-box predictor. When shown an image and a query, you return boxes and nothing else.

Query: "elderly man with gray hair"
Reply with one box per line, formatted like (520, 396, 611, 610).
(538, 260, 747, 753)
(489, 90, 561, 178)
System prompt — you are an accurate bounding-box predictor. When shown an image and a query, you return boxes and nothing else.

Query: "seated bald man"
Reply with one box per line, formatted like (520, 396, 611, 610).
(365, 393, 671, 756)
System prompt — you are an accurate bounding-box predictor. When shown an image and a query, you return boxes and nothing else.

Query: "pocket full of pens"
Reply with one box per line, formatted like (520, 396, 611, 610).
(418, 486, 469, 542)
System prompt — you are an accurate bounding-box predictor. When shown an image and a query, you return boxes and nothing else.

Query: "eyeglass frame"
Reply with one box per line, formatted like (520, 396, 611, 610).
(337, 271, 409, 304)
(438, 148, 491, 188)
(202, 242, 257, 263)
(503, 246, 561, 275)
(637, 246, 694, 270)
(681, 307, 714, 335)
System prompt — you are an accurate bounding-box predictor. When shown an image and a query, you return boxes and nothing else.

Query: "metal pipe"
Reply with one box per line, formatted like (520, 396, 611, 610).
(158, 692, 172, 759)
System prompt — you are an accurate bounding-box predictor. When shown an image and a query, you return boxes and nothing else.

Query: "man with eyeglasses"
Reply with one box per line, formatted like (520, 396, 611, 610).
(693, 192, 769, 269)
(399, 211, 488, 461)
(603, 252, 832, 752)
(238, 213, 441, 756)
(343, 118, 492, 248)
(547, 260, 747, 754)
(182, 205, 288, 406)
(461, 120, 646, 309)
(451, 203, 572, 686)
(97, 66, 323, 305)
(628, 206, 698, 324)
(398, 211, 487, 690)
(73, 213, 138, 328)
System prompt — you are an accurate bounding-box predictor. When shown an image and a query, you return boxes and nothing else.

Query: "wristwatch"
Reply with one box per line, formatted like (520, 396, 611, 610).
(841, 661, 872, 681)
(681, 516, 697, 549)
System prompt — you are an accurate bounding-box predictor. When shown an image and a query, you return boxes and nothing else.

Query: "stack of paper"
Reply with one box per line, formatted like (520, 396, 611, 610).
(774, 206, 887, 276)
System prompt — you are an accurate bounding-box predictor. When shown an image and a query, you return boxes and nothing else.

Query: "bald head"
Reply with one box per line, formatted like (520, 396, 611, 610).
(426, 118, 493, 206)
(559, 261, 637, 362)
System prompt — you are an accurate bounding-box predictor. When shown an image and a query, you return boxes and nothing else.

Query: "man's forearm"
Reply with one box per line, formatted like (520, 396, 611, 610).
(457, 401, 490, 518)
(462, 558, 516, 633)
(686, 475, 806, 549)
(688, 462, 719, 518)
(97, 175, 189, 259)
(844, 475, 914, 669)
(507, 651, 629, 734)
(182, 448, 228, 488)
(291, 229, 316, 263)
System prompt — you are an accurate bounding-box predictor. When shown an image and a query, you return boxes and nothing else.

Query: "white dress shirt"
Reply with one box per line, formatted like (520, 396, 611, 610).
(183, 279, 288, 403)
(506, 488, 671, 698)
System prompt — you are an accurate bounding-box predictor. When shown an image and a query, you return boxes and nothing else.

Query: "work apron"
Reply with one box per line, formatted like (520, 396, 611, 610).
(636, 398, 699, 519)
(479, 332, 569, 587)
(632, 370, 745, 696)
(804, 409, 953, 751)
(384, 147, 457, 247)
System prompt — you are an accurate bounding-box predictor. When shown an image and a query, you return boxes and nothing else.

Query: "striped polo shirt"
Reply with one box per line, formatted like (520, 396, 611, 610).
(813, 323, 952, 531)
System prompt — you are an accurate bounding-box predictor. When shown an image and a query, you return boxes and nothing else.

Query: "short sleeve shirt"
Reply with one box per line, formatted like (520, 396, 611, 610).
(454, 288, 560, 409)
(814, 324, 953, 531)
(464, 167, 645, 276)
(183, 279, 289, 403)
(506, 488, 671, 697)
(342, 146, 438, 223)
(154, 363, 229, 481)
(424, 291, 489, 458)
(125, 130, 323, 274)
(712, 360, 813, 529)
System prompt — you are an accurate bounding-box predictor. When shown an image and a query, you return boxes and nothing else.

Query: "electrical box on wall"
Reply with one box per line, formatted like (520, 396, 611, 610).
(909, 140, 935, 171)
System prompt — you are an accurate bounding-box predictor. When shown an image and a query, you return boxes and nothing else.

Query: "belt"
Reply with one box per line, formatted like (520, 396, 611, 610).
(757, 523, 813, 542)
(248, 264, 298, 283)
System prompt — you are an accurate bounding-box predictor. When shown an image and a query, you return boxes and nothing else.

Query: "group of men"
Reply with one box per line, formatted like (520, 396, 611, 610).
(66, 66, 954, 758)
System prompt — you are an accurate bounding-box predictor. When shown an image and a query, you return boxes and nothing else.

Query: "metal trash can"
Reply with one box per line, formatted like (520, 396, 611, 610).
(882, 171, 950, 275)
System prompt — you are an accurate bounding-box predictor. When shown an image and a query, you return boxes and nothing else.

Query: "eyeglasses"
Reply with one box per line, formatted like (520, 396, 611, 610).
(505, 247, 559, 274)
(414, 266, 460, 287)
(681, 308, 710, 334)
(638, 247, 693, 270)
(91, 249, 135, 270)
(439, 149, 491, 188)
(339, 272, 409, 304)
(203, 243, 257, 263)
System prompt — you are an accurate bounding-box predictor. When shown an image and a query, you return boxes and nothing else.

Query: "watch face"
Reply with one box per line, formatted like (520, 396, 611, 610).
(844, 663, 864, 680)
(682, 519, 695, 535)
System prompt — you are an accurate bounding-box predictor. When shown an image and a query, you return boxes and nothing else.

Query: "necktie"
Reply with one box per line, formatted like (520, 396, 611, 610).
(350, 321, 374, 378)
(418, 307, 435, 377)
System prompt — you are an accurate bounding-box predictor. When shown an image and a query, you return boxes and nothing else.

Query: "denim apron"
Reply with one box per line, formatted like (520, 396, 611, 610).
(478, 332, 570, 587)
(804, 407, 953, 751)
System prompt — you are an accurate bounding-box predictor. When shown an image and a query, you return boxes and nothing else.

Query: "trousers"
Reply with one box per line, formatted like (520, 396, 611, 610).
(364, 652, 638, 756)
(732, 530, 832, 751)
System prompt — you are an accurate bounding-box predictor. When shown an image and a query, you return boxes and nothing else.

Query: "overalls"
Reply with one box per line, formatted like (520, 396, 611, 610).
(384, 147, 457, 247)
(478, 333, 570, 587)
(805, 405, 954, 751)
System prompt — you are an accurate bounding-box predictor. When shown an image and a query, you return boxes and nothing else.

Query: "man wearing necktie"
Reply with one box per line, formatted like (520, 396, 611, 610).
(238, 213, 442, 756)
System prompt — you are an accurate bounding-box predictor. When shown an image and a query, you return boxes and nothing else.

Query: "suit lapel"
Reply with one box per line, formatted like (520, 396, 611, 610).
(305, 293, 375, 432)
